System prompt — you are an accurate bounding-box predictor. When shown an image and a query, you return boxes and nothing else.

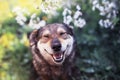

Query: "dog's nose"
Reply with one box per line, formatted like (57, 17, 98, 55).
(51, 38, 61, 52)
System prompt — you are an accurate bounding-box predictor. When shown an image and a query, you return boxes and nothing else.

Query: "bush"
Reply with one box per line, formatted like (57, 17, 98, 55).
(0, 0, 120, 80)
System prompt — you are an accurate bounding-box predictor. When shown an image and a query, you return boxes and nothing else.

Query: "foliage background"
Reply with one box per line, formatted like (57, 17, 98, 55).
(0, 0, 120, 80)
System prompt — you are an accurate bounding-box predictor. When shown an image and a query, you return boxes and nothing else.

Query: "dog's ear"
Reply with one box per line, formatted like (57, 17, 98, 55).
(62, 23, 74, 35)
(29, 28, 42, 47)
(29, 29, 39, 47)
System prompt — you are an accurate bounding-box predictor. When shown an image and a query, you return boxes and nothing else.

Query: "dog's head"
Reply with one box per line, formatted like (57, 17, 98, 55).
(29, 23, 75, 65)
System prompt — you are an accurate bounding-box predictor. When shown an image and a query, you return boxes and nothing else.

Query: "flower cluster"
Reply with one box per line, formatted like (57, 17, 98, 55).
(13, 0, 119, 30)
(40, 0, 62, 14)
(12, 7, 29, 26)
(62, 0, 77, 8)
(91, 0, 118, 28)
(13, 7, 46, 29)
(28, 13, 46, 29)
(63, 5, 86, 28)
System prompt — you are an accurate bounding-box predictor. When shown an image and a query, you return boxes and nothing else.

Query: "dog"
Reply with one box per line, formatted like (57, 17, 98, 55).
(29, 23, 80, 80)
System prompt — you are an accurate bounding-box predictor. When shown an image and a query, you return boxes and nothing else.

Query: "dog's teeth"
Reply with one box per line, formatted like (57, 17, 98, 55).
(52, 53, 63, 62)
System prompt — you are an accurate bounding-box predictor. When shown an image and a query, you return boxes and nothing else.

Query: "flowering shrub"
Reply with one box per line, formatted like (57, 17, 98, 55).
(91, 0, 119, 28)
(63, 5, 86, 28)
(13, 7, 46, 29)
(14, 0, 119, 29)
(40, 0, 62, 14)
(1, 0, 120, 80)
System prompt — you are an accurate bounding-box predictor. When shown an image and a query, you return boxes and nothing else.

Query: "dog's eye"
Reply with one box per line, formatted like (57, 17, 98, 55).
(59, 32, 66, 36)
(43, 35, 49, 38)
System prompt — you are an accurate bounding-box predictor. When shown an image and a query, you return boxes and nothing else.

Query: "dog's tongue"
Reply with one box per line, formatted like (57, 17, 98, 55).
(52, 53, 63, 62)
(54, 53, 61, 59)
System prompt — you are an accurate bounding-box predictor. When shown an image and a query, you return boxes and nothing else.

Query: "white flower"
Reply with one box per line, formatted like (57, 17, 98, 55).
(15, 14, 27, 26)
(107, 13, 111, 18)
(102, 1, 109, 6)
(40, 4, 49, 13)
(38, 20, 46, 27)
(36, 17, 40, 22)
(62, 8, 72, 16)
(99, 19, 112, 28)
(73, 10, 82, 19)
(62, 8, 68, 16)
(33, 20, 46, 29)
(78, 18, 86, 28)
(28, 14, 46, 29)
(92, 0, 98, 5)
(112, 10, 117, 17)
(76, 5, 81, 10)
(67, 9, 72, 14)
(92, 6, 96, 11)
(31, 13, 36, 19)
(98, 6, 104, 12)
(104, 19, 112, 28)
(95, 4, 101, 9)
(16, 20, 25, 26)
(109, 2, 116, 9)
(66, 15, 72, 24)
(28, 19, 33, 27)
(100, 11, 106, 16)
(99, 19, 104, 27)
(33, 24, 41, 29)
(74, 5, 82, 19)
(74, 18, 86, 28)
(63, 15, 72, 25)
(12, 6, 21, 13)
(74, 20, 79, 27)
(62, 0, 74, 8)
(63, 17, 67, 24)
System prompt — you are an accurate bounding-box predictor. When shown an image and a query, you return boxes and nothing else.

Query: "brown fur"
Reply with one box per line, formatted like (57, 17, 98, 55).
(29, 23, 80, 80)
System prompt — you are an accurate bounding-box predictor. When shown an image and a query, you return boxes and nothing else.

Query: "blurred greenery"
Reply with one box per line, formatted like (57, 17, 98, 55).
(0, 0, 120, 80)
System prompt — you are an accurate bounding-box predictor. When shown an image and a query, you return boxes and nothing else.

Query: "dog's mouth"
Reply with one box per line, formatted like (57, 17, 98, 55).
(51, 52, 64, 62)
(44, 49, 64, 63)
(44, 45, 70, 64)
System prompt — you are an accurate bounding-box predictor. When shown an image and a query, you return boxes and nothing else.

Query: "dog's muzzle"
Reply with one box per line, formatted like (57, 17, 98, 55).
(51, 38, 61, 52)
(44, 45, 70, 64)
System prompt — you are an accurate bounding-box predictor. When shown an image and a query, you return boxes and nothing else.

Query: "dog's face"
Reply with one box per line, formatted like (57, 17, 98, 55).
(29, 23, 75, 65)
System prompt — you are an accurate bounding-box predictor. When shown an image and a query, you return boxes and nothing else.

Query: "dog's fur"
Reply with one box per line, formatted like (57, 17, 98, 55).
(29, 23, 80, 80)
